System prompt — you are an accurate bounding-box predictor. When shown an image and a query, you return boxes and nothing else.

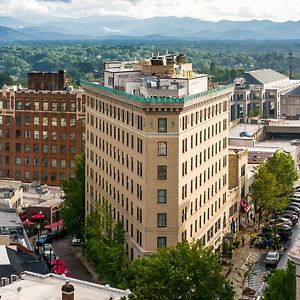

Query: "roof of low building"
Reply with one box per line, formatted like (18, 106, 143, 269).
(244, 69, 288, 85)
(285, 86, 300, 96)
(0, 271, 130, 299)
(0, 246, 48, 278)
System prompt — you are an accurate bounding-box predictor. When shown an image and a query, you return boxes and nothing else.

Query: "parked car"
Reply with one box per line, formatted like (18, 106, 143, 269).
(42, 244, 55, 260)
(269, 218, 293, 227)
(275, 223, 293, 239)
(285, 206, 300, 215)
(265, 251, 280, 266)
(36, 234, 52, 246)
(282, 213, 298, 224)
(71, 236, 82, 246)
(290, 201, 300, 208)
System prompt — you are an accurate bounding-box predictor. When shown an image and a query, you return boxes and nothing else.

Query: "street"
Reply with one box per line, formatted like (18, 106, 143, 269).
(247, 220, 300, 297)
(51, 235, 99, 283)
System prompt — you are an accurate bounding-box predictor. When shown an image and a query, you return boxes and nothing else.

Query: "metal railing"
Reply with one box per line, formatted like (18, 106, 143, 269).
(80, 80, 234, 104)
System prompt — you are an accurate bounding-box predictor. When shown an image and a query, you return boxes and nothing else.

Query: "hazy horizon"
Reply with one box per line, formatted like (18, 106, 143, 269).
(0, 0, 299, 24)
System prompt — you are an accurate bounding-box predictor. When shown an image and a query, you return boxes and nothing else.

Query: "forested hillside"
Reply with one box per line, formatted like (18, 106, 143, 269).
(0, 40, 299, 87)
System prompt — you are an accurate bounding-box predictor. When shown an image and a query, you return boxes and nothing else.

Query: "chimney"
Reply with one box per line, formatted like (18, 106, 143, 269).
(62, 281, 75, 300)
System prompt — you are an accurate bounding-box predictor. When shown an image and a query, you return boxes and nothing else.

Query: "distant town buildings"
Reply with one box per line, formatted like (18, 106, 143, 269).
(231, 69, 300, 120)
(0, 71, 86, 186)
(83, 52, 235, 258)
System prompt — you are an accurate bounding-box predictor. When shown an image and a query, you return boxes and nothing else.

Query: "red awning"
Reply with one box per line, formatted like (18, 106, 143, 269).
(241, 199, 250, 213)
(44, 219, 63, 229)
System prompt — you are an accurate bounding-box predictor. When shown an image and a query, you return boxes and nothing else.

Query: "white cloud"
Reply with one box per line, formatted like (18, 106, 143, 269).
(0, 0, 299, 21)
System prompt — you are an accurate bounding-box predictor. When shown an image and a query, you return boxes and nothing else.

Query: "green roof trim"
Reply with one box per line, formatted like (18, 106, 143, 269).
(80, 80, 234, 104)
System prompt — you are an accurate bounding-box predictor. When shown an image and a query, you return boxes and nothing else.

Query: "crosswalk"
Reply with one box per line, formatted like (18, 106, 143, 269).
(241, 253, 260, 271)
(245, 270, 269, 294)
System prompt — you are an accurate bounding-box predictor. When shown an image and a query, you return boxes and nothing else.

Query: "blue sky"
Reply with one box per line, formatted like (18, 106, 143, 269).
(2, 0, 300, 22)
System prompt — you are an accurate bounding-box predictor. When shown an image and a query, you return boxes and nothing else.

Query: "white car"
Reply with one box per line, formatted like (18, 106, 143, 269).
(42, 244, 55, 260)
(71, 236, 82, 246)
(265, 251, 280, 266)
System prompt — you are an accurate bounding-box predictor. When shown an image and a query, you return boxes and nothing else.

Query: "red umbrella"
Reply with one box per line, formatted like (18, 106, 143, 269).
(22, 220, 34, 225)
(31, 212, 46, 219)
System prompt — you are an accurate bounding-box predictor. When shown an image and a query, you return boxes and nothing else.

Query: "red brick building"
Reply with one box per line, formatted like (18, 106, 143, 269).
(0, 84, 85, 186)
(28, 70, 67, 91)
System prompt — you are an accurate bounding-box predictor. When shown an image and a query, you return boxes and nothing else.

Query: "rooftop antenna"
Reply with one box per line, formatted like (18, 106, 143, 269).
(288, 52, 294, 79)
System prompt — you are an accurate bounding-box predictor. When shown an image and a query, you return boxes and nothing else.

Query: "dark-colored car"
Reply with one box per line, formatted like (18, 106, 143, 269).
(36, 234, 52, 246)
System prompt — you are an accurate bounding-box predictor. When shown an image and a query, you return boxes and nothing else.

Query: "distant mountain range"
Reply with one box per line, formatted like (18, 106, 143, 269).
(0, 16, 300, 41)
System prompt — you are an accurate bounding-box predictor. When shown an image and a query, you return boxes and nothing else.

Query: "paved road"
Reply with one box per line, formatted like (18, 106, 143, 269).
(247, 219, 300, 297)
(52, 235, 97, 283)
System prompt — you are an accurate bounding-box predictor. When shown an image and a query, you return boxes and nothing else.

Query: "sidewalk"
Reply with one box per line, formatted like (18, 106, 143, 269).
(226, 225, 265, 299)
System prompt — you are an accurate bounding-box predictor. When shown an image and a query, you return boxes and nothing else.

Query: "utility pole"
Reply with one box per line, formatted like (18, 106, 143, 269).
(288, 52, 294, 79)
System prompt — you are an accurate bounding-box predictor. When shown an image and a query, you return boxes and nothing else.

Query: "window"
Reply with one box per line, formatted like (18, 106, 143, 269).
(15, 143, 21, 152)
(157, 190, 167, 204)
(158, 142, 167, 156)
(42, 158, 47, 167)
(51, 132, 57, 140)
(24, 157, 30, 166)
(51, 159, 57, 168)
(43, 131, 48, 140)
(70, 118, 75, 127)
(60, 118, 66, 127)
(52, 118, 57, 126)
(60, 145, 66, 154)
(60, 160, 66, 168)
(61, 102, 66, 111)
(24, 144, 30, 152)
(24, 171, 30, 180)
(15, 157, 21, 165)
(69, 145, 75, 154)
(34, 101, 39, 110)
(33, 131, 39, 139)
(25, 101, 31, 110)
(15, 130, 21, 138)
(51, 102, 58, 111)
(157, 213, 167, 227)
(158, 118, 167, 132)
(157, 237, 167, 248)
(43, 117, 48, 126)
(33, 157, 38, 166)
(42, 145, 48, 153)
(16, 101, 22, 110)
(70, 133, 75, 141)
(25, 116, 30, 126)
(70, 102, 76, 112)
(61, 132, 66, 141)
(70, 160, 75, 168)
(43, 102, 48, 111)
(158, 165, 167, 180)
(24, 131, 30, 139)
(51, 145, 57, 154)
(34, 117, 39, 126)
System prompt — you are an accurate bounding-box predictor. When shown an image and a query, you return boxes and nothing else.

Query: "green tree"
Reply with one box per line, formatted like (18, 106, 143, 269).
(263, 260, 296, 300)
(121, 240, 234, 300)
(251, 164, 285, 229)
(61, 153, 85, 238)
(85, 201, 127, 286)
(265, 151, 298, 198)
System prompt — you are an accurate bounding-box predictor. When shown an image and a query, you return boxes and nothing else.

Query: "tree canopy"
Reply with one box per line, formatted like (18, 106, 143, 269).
(61, 153, 85, 238)
(265, 151, 298, 198)
(84, 201, 127, 286)
(263, 260, 296, 300)
(120, 240, 235, 300)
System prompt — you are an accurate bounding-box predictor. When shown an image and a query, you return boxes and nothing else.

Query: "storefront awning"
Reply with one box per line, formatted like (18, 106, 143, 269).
(44, 219, 63, 229)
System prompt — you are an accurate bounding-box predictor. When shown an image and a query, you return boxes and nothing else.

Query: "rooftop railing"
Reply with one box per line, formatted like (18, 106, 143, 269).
(80, 80, 234, 104)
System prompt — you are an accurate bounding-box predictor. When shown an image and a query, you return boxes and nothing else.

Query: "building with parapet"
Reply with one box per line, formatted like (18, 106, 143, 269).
(82, 52, 234, 258)
(231, 69, 300, 120)
(0, 74, 85, 186)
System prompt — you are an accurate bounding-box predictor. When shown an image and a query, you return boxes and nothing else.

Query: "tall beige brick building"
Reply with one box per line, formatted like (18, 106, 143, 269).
(82, 52, 234, 258)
